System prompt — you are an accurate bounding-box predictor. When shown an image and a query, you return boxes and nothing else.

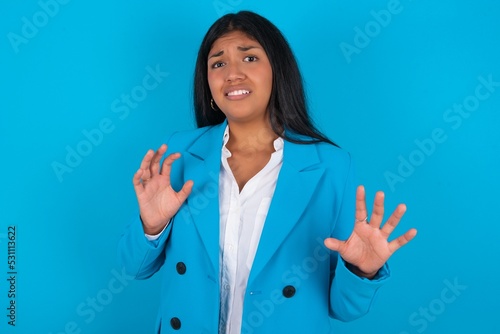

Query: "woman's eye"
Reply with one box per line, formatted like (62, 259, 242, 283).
(212, 62, 224, 68)
(244, 56, 258, 62)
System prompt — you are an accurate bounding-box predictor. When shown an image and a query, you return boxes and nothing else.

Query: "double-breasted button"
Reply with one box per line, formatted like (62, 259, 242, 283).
(176, 262, 186, 275)
(170, 317, 181, 330)
(282, 285, 296, 298)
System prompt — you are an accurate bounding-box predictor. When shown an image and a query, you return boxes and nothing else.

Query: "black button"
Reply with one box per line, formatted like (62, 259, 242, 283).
(282, 285, 296, 298)
(170, 317, 181, 330)
(176, 262, 186, 275)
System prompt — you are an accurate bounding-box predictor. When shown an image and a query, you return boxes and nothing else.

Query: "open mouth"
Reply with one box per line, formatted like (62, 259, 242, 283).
(226, 89, 250, 97)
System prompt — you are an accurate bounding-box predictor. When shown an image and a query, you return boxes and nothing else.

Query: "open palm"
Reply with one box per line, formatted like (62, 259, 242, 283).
(132, 144, 193, 235)
(324, 186, 417, 278)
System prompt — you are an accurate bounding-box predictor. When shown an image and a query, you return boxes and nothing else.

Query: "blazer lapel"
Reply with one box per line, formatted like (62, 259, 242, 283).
(248, 139, 325, 284)
(181, 123, 325, 281)
(182, 121, 227, 273)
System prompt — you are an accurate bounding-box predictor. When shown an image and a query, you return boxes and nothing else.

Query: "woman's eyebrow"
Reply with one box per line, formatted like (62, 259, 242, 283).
(208, 46, 261, 59)
(237, 45, 259, 52)
(209, 50, 224, 59)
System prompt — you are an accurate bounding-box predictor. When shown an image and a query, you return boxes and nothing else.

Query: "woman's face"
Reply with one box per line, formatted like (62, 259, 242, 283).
(207, 30, 273, 124)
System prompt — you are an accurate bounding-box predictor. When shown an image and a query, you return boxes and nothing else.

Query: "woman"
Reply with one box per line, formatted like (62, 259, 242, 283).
(118, 11, 417, 333)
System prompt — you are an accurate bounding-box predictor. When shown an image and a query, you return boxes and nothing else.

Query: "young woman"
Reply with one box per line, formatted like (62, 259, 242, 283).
(118, 11, 417, 334)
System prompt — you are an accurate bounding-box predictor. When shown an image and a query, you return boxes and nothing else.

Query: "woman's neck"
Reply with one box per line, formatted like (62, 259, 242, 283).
(226, 120, 278, 154)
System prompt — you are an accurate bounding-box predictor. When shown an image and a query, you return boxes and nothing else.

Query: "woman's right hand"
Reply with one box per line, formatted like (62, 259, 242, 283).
(132, 144, 194, 235)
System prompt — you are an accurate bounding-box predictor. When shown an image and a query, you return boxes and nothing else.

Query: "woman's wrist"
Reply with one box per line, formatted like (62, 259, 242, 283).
(140, 216, 169, 235)
(345, 262, 378, 279)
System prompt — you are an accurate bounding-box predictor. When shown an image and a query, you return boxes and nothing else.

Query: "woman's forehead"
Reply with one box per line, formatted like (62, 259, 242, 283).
(210, 31, 260, 51)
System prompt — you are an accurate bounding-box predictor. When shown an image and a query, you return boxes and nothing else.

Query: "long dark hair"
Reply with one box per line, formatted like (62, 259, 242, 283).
(193, 11, 337, 146)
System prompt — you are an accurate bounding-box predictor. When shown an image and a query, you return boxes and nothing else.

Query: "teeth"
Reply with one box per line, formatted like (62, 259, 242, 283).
(227, 90, 250, 96)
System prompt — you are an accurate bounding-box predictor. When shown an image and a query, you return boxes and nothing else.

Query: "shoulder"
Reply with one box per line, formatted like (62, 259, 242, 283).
(307, 140, 354, 180)
(167, 125, 213, 145)
(310, 142, 356, 200)
(284, 130, 352, 168)
(285, 135, 352, 169)
(164, 122, 225, 152)
(282, 137, 354, 188)
(314, 141, 352, 170)
(311, 142, 353, 186)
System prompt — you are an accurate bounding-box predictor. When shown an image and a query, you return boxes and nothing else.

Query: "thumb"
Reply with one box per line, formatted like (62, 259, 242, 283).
(324, 237, 343, 252)
(177, 180, 194, 203)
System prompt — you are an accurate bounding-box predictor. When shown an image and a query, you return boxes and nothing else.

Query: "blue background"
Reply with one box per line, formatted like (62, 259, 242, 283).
(1, 0, 499, 333)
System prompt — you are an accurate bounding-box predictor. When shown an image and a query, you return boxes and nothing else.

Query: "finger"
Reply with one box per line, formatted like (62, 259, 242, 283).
(355, 185, 368, 222)
(160, 152, 181, 180)
(150, 144, 167, 176)
(388, 228, 418, 254)
(138, 149, 155, 180)
(324, 237, 344, 252)
(369, 191, 385, 229)
(132, 168, 145, 197)
(177, 180, 194, 203)
(381, 204, 406, 237)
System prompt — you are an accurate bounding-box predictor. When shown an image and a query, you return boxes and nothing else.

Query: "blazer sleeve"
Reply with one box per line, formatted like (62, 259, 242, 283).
(117, 215, 173, 279)
(117, 132, 179, 279)
(328, 152, 391, 321)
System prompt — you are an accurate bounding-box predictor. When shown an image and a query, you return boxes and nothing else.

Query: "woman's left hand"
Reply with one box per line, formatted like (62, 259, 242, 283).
(324, 185, 417, 279)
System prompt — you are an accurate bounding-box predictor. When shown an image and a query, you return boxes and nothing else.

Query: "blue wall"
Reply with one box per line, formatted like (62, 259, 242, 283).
(1, 0, 499, 333)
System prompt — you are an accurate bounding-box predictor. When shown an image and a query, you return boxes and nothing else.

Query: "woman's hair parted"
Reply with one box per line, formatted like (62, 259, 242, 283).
(193, 10, 337, 146)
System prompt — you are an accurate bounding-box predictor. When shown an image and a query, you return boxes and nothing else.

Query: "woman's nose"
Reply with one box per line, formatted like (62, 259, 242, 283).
(225, 62, 245, 82)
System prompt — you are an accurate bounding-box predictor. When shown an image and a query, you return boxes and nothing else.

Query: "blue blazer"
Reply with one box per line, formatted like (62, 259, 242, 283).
(118, 121, 389, 333)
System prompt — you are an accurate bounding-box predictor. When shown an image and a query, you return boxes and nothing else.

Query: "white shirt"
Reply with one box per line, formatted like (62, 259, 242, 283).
(145, 126, 284, 334)
(218, 126, 283, 334)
